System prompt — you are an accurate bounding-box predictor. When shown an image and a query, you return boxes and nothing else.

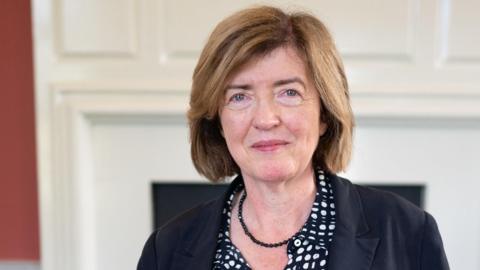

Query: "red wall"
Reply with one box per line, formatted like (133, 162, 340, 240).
(0, 0, 40, 261)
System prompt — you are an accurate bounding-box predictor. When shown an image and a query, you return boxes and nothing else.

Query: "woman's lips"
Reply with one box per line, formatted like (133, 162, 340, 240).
(251, 140, 289, 152)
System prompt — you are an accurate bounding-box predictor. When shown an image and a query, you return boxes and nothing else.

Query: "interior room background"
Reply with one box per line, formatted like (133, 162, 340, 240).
(2, 0, 480, 270)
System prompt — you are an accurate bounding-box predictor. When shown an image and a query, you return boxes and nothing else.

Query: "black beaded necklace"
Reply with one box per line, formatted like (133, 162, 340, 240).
(237, 190, 298, 248)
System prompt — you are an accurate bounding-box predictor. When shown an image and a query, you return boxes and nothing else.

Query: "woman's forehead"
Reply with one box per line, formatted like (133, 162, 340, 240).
(228, 46, 308, 85)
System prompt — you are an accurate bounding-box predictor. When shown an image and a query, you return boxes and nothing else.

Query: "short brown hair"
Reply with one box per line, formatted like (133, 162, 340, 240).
(188, 5, 354, 182)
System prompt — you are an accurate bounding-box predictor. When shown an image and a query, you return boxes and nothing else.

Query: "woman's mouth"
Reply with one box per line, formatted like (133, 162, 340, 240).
(251, 140, 289, 152)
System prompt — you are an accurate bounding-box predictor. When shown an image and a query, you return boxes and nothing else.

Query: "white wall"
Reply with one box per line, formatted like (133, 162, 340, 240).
(32, 0, 480, 270)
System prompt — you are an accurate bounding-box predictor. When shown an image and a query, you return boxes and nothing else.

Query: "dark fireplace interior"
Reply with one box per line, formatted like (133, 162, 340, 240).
(152, 182, 424, 229)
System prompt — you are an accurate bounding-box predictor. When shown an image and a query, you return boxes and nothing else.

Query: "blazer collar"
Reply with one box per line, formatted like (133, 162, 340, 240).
(328, 174, 379, 270)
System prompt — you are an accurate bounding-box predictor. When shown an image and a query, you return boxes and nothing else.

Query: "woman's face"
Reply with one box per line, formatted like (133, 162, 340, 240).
(219, 46, 326, 183)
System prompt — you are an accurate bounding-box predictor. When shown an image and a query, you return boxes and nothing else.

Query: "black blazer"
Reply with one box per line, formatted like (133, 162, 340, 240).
(137, 174, 449, 270)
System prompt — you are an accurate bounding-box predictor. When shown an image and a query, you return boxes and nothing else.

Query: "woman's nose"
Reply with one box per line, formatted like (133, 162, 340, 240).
(252, 98, 280, 130)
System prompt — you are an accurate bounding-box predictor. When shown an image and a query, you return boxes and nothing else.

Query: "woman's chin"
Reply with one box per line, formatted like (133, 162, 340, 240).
(248, 162, 297, 183)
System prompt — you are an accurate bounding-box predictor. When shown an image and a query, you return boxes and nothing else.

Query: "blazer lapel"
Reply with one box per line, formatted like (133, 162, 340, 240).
(328, 225, 379, 270)
(170, 238, 219, 270)
(171, 177, 243, 270)
(328, 175, 379, 270)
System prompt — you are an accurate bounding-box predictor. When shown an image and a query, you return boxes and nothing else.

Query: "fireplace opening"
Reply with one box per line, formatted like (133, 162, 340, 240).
(152, 182, 424, 229)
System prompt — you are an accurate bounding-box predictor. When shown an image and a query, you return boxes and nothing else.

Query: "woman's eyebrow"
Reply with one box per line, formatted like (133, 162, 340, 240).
(225, 84, 251, 90)
(273, 77, 306, 88)
(225, 77, 305, 91)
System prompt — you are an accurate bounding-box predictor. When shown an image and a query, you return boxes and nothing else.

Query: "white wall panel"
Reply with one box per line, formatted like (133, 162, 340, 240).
(442, 0, 480, 61)
(163, 0, 254, 57)
(310, 0, 414, 59)
(164, 0, 413, 59)
(59, 0, 137, 55)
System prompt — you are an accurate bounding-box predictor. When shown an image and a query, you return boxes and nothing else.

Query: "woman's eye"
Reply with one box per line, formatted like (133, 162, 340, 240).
(285, 89, 299, 96)
(225, 92, 252, 110)
(277, 88, 302, 106)
(230, 93, 246, 102)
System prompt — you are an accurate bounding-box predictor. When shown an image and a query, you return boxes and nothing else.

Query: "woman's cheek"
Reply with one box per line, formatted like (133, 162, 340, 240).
(223, 111, 251, 140)
(283, 109, 307, 128)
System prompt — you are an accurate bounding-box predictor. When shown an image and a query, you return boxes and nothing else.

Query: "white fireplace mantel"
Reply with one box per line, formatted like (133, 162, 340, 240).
(37, 81, 480, 270)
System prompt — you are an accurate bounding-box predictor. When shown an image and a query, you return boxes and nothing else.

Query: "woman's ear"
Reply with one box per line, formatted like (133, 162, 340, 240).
(319, 120, 327, 137)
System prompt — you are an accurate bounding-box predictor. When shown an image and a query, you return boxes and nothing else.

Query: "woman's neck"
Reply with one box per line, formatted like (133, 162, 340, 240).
(239, 166, 317, 238)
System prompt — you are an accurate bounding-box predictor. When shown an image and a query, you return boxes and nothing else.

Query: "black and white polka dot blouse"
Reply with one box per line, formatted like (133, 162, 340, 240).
(212, 169, 336, 270)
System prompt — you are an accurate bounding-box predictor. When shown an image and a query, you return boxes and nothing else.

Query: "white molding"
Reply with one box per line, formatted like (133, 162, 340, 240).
(44, 84, 188, 270)
(352, 92, 480, 119)
(53, 80, 480, 119)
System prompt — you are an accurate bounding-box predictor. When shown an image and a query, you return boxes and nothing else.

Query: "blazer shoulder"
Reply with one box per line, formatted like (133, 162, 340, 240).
(357, 183, 423, 215)
(352, 180, 450, 269)
(158, 198, 219, 235)
(333, 175, 426, 229)
(355, 182, 425, 227)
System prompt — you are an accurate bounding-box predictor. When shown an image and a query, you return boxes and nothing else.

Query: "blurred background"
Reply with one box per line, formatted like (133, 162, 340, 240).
(1, 0, 480, 269)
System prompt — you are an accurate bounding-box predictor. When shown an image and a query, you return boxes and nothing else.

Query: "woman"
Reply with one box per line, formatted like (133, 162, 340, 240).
(138, 6, 449, 270)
